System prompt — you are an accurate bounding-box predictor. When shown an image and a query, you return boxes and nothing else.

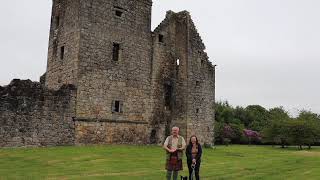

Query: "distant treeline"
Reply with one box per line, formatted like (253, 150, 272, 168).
(214, 101, 320, 149)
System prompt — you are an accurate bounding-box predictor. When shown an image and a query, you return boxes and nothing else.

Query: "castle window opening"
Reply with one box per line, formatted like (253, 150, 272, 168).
(196, 108, 199, 114)
(115, 10, 123, 17)
(60, 46, 65, 60)
(112, 100, 122, 113)
(164, 84, 172, 109)
(176, 59, 180, 77)
(53, 40, 58, 57)
(196, 81, 200, 87)
(112, 43, 120, 61)
(55, 15, 60, 29)
(159, 34, 164, 43)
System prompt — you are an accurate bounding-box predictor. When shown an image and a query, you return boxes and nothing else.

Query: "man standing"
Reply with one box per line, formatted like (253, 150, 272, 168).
(163, 127, 187, 180)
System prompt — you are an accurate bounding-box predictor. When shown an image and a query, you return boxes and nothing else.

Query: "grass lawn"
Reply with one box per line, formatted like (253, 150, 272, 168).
(1, 145, 320, 180)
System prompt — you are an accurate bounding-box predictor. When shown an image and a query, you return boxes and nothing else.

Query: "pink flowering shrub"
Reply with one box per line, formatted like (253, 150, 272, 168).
(243, 129, 261, 144)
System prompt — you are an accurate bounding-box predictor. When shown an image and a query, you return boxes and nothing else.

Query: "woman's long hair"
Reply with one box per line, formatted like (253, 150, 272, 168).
(188, 135, 199, 146)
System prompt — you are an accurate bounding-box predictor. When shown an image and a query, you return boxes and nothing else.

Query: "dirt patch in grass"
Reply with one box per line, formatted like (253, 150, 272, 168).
(294, 151, 320, 157)
(71, 155, 99, 161)
(47, 160, 63, 165)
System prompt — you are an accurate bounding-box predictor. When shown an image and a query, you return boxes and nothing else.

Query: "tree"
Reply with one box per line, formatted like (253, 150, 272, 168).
(269, 107, 290, 121)
(245, 105, 270, 131)
(215, 101, 234, 123)
(234, 106, 248, 125)
(262, 107, 291, 147)
(229, 123, 246, 144)
(297, 110, 320, 121)
(262, 119, 291, 148)
(214, 121, 224, 144)
(214, 122, 235, 145)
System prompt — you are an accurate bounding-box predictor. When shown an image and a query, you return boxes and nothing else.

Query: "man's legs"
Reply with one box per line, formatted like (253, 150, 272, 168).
(172, 171, 178, 180)
(167, 170, 172, 180)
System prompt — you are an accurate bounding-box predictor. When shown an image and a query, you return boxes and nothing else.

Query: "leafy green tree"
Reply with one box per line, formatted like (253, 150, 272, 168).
(229, 123, 246, 144)
(214, 101, 320, 147)
(263, 119, 291, 148)
(288, 120, 311, 150)
(269, 107, 290, 121)
(215, 101, 234, 123)
(297, 110, 320, 121)
(245, 105, 270, 131)
(214, 121, 224, 144)
(262, 107, 291, 147)
(234, 106, 248, 125)
(287, 110, 320, 149)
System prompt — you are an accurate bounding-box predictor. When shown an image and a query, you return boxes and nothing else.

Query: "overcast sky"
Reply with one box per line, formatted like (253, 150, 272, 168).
(0, 0, 319, 115)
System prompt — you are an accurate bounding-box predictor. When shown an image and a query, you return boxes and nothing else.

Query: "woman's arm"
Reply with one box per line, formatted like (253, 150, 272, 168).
(185, 145, 192, 160)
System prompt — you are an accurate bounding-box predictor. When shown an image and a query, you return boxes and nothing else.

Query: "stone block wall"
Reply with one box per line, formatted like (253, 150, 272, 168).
(75, 120, 149, 145)
(73, 0, 154, 144)
(0, 79, 76, 147)
(45, 0, 81, 90)
(151, 11, 215, 145)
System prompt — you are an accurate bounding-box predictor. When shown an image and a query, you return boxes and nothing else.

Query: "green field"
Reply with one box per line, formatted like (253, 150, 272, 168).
(1, 145, 320, 180)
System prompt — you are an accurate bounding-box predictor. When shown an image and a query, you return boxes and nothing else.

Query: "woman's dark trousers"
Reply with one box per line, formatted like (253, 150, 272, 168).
(187, 162, 200, 180)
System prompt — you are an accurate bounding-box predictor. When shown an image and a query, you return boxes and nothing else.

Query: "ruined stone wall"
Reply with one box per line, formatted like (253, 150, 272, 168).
(45, 0, 81, 90)
(151, 11, 190, 143)
(0, 80, 76, 147)
(73, 0, 153, 144)
(75, 121, 149, 145)
(151, 11, 215, 145)
(185, 16, 215, 146)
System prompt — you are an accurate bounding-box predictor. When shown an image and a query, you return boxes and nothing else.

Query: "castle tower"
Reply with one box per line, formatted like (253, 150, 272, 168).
(150, 11, 215, 145)
(45, 0, 82, 89)
(46, 0, 154, 144)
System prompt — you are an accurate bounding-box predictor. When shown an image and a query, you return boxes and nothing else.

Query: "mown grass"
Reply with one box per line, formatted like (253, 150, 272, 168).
(1, 145, 320, 180)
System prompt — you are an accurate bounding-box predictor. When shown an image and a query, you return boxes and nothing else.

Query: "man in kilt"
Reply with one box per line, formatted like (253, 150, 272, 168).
(163, 127, 186, 180)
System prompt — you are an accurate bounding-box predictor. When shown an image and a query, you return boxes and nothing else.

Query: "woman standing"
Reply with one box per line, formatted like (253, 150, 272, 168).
(185, 135, 202, 180)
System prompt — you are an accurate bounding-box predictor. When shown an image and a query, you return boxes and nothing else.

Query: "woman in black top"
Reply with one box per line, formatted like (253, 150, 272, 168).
(185, 135, 202, 180)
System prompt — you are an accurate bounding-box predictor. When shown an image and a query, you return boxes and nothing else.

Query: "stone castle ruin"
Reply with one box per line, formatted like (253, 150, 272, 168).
(0, 0, 215, 147)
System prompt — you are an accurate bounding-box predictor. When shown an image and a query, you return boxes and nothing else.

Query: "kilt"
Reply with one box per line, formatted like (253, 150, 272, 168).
(165, 153, 183, 171)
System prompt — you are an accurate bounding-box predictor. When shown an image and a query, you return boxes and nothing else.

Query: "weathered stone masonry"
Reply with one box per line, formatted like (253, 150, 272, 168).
(0, 79, 76, 147)
(0, 0, 215, 147)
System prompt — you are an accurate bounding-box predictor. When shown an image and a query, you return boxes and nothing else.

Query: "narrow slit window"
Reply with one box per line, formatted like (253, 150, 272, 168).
(60, 46, 65, 60)
(196, 81, 200, 87)
(176, 59, 180, 77)
(113, 43, 120, 61)
(159, 34, 164, 43)
(115, 101, 120, 112)
(115, 10, 123, 17)
(196, 108, 200, 114)
(164, 84, 172, 109)
(112, 100, 122, 113)
(53, 40, 58, 57)
(56, 16, 60, 28)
